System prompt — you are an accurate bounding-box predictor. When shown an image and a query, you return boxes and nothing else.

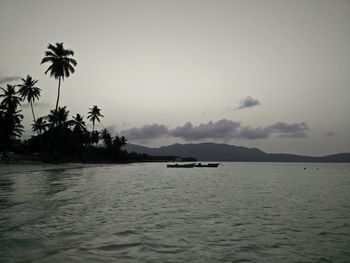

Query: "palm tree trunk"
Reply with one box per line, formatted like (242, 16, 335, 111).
(49, 76, 61, 154)
(93, 120, 95, 132)
(31, 102, 39, 135)
(55, 77, 61, 112)
(30, 102, 36, 123)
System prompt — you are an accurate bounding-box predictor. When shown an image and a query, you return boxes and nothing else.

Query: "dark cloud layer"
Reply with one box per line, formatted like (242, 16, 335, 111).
(121, 119, 308, 142)
(268, 122, 308, 134)
(237, 96, 261, 110)
(237, 126, 270, 139)
(171, 119, 240, 140)
(0, 75, 21, 85)
(22, 102, 50, 108)
(238, 122, 308, 139)
(267, 122, 308, 138)
(122, 124, 169, 140)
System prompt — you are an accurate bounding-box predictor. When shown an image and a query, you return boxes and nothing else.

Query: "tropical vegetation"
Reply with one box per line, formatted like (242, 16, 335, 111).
(0, 84, 24, 150)
(0, 42, 158, 163)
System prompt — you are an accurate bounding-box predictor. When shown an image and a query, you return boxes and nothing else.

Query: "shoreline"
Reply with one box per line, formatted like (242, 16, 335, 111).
(0, 161, 113, 175)
(0, 159, 172, 175)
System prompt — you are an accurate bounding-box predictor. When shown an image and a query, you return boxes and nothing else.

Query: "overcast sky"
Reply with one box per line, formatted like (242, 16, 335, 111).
(1, 0, 349, 156)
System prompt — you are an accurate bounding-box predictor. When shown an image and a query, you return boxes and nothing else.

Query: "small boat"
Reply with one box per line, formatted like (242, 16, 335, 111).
(194, 163, 220, 168)
(167, 163, 195, 168)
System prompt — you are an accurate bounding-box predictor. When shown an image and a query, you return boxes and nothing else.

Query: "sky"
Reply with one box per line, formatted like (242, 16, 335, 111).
(0, 0, 349, 156)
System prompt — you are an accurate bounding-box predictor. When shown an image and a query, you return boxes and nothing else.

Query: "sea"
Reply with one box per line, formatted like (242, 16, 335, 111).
(0, 162, 350, 262)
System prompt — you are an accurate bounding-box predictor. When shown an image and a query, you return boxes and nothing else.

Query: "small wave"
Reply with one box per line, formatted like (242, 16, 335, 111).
(96, 242, 142, 251)
(268, 243, 282, 249)
(231, 258, 252, 262)
(318, 231, 333, 236)
(318, 257, 333, 262)
(238, 244, 264, 252)
(112, 230, 138, 236)
(140, 245, 184, 255)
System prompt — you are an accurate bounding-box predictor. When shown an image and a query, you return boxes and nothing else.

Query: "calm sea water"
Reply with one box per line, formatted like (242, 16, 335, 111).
(0, 162, 350, 262)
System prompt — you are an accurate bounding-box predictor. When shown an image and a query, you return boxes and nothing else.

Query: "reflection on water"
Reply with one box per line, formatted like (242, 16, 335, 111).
(0, 163, 350, 262)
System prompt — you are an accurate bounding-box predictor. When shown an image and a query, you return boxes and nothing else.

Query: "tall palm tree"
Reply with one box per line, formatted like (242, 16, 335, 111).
(18, 75, 41, 122)
(41, 42, 77, 112)
(32, 117, 49, 135)
(87, 105, 104, 132)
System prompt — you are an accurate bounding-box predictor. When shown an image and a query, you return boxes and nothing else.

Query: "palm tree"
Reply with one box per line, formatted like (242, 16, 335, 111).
(71, 113, 86, 134)
(47, 106, 70, 128)
(32, 117, 49, 135)
(0, 84, 23, 137)
(18, 75, 41, 122)
(41, 42, 77, 112)
(120, 136, 127, 147)
(100, 128, 112, 148)
(91, 130, 100, 145)
(0, 85, 23, 147)
(4, 109, 24, 140)
(87, 105, 104, 132)
(0, 84, 22, 111)
(113, 136, 127, 149)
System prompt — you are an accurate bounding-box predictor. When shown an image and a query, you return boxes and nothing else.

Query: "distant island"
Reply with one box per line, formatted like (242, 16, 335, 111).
(124, 142, 350, 163)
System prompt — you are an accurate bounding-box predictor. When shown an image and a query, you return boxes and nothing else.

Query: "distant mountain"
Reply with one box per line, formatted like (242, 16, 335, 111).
(124, 142, 350, 163)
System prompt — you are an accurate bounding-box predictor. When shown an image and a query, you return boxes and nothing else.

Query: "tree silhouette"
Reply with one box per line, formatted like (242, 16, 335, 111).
(41, 43, 77, 112)
(1, 109, 23, 140)
(0, 85, 23, 149)
(32, 117, 48, 135)
(100, 128, 112, 148)
(0, 84, 22, 110)
(47, 106, 71, 128)
(90, 130, 100, 145)
(87, 105, 104, 132)
(71, 113, 86, 134)
(18, 75, 41, 123)
(113, 135, 127, 149)
(121, 136, 127, 146)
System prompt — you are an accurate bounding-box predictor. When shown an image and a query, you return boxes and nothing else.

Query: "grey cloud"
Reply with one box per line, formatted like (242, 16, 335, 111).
(267, 122, 308, 138)
(22, 102, 50, 108)
(325, 132, 335, 137)
(238, 127, 270, 139)
(121, 120, 308, 142)
(170, 119, 241, 141)
(0, 75, 21, 85)
(278, 132, 306, 138)
(121, 124, 169, 140)
(237, 122, 308, 139)
(237, 96, 261, 110)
